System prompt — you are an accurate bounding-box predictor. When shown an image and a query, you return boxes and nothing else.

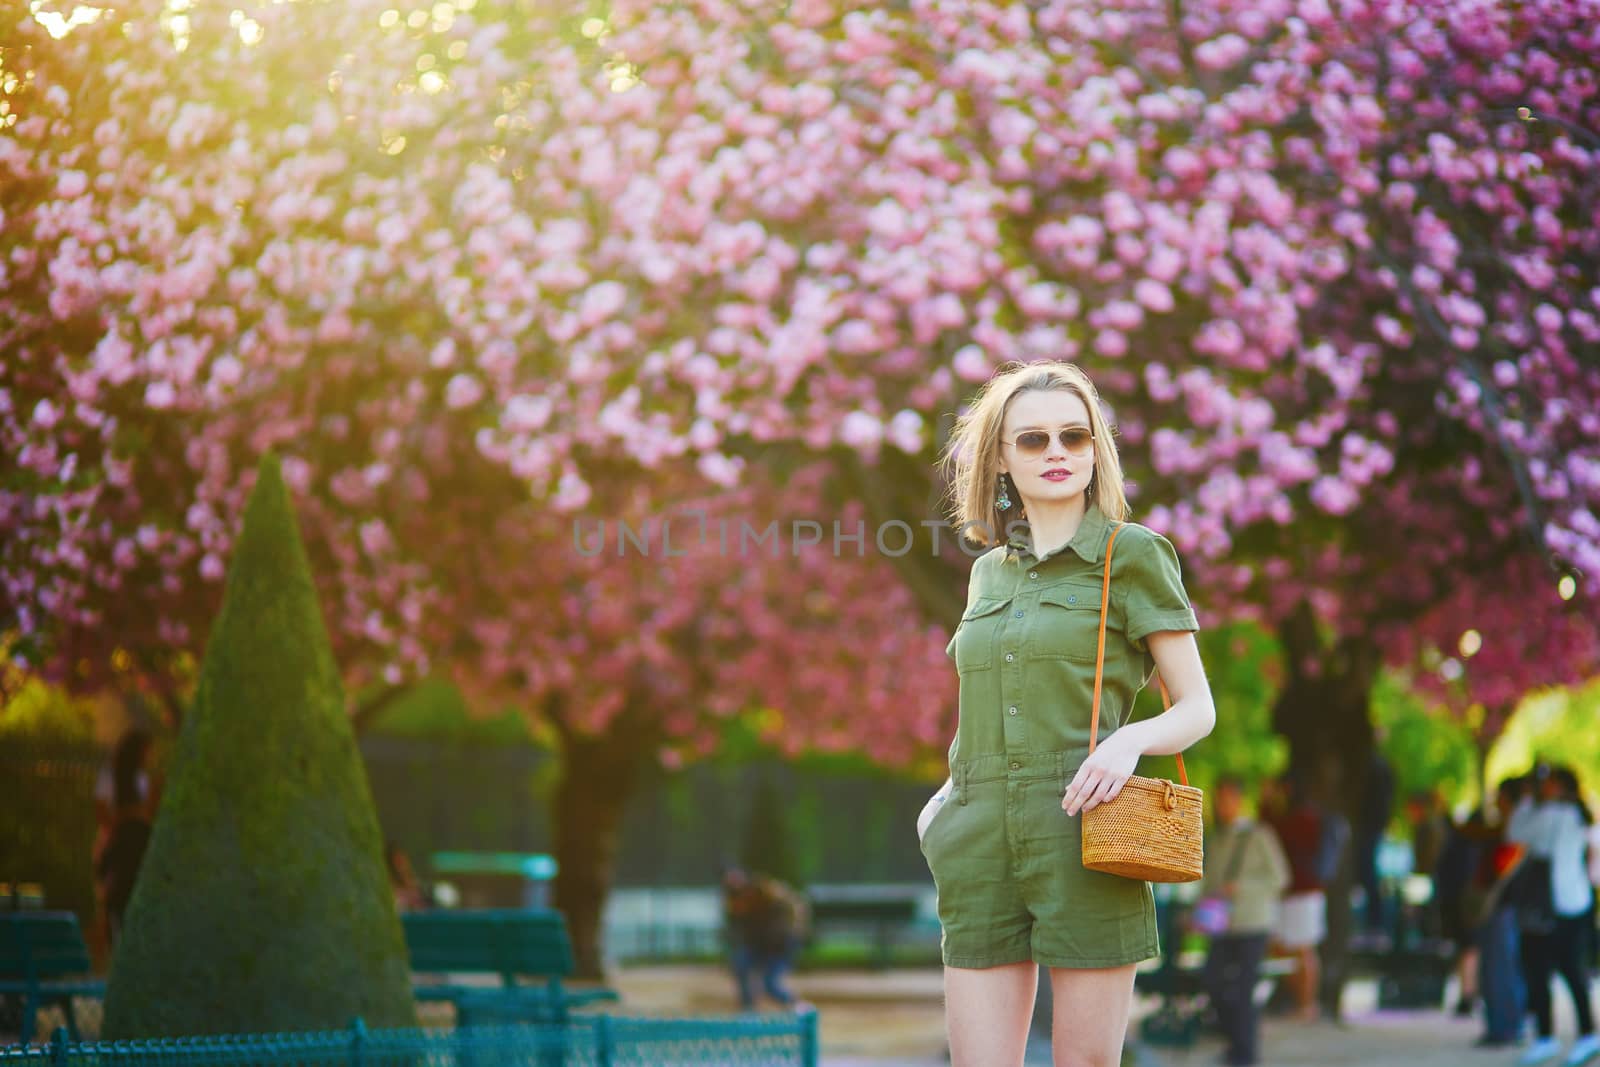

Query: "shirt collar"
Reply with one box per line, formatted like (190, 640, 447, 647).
(1004, 500, 1114, 566)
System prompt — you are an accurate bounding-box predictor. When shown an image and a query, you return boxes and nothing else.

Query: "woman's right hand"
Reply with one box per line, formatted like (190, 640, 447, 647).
(917, 777, 954, 842)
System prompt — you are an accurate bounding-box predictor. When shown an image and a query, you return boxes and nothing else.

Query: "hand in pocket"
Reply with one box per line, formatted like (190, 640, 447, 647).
(917, 791, 948, 843)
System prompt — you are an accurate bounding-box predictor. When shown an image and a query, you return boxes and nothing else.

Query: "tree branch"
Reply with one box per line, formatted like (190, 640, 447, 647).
(349, 682, 412, 735)
(1371, 246, 1548, 554)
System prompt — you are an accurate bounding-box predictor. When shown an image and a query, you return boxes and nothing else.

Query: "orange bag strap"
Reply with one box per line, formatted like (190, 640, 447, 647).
(1087, 523, 1188, 787)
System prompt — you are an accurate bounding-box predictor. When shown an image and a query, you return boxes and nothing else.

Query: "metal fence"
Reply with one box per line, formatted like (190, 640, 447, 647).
(0, 1013, 819, 1067)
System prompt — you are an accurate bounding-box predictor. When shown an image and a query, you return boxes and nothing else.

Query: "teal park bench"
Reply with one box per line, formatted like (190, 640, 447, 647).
(401, 908, 619, 1026)
(0, 912, 104, 1045)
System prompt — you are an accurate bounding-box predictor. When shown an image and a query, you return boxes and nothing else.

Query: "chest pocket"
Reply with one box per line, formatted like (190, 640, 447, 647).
(951, 596, 1012, 673)
(1031, 584, 1111, 663)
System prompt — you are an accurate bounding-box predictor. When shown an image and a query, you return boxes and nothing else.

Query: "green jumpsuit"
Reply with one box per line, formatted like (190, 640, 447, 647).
(919, 501, 1200, 969)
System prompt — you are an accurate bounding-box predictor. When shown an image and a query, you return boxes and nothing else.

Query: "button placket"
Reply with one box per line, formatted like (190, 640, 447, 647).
(1004, 575, 1030, 758)
(1002, 575, 1034, 757)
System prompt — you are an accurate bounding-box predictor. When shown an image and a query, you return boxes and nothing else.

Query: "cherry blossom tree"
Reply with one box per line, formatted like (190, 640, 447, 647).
(1390, 558, 1600, 738)
(6, 0, 1600, 974)
(412, 459, 953, 971)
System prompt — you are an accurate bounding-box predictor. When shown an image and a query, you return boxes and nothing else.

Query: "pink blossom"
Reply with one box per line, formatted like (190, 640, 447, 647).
(688, 418, 720, 451)
(359, 520, 393, 557)
(1093, 299, 1140, 334)
(952, 344, 991, 382)
(1093, 329, 1128, 358)
(579, 281, 628, 327)
(1195, 33, 1250, 71)
(1193, 320, 1244, 359)
(31, 399, 60, 429)
(886, 409, 923, 453)
(838, 411, 883, 452)
(445, 374, 485, 410)
(1134, 279, 1175, 313)
(280, 456, 313, 494)
(1309, 476, 1360, 515)
(210, 355, 243, 390)
(834, 319, 879, 355)
(695, 452, 744, 487)
(57, 170, 89, 198)
(1143, 364, 1179, 403)
(550, 469, 593, 511)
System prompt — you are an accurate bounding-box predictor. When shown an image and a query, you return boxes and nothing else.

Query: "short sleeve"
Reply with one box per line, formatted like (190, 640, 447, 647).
(1120, 528, 1199, 651)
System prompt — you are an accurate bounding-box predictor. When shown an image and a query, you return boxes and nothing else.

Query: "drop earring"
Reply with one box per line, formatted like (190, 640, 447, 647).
(996, 476, 1013, 511)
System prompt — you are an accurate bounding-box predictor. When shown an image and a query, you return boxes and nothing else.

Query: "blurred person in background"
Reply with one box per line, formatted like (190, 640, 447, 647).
(1194, 776, 1291, 1067)
(1357, 751, 1397, 935)
(1549, 768, 1596, 975)
(1263, 771, 1327, 1023)
(92, 729, 157, 866)
(722, 867, 808, 1011)
(1508, 764, 1596, 1067)
(93, 728, 161, 949)
(1406, 789, 1451, 940)
(1434, 803, 1489, 1017)
(385, 841, 429, 911)
(1468, 776, 1531, 1050)
(1407, 789, 1450, 883)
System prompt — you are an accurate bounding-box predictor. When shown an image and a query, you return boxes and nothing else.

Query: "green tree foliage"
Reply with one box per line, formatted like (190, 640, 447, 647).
(1370, 672, 1481, 823)
(0, 662, 100, 924)
(1128, 622, 1288, 798)
(1488, 679, 1600, 804)
(364, 675, 533, 745)
(101, 454, 417, 1036)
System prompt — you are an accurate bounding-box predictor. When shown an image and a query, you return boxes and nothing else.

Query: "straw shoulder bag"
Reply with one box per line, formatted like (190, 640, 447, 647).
(1079, 523, 1205, 883)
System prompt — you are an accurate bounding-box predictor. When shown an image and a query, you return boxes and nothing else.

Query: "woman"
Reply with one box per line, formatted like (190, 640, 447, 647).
(917, 361, 1216, 1067)
(1261, 771, 1328, 1023)
(1509, 763, 1597, 1067)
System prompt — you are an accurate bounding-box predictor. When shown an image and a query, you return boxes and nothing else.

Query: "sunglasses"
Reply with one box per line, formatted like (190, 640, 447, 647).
(1004, 426, 1095, 458)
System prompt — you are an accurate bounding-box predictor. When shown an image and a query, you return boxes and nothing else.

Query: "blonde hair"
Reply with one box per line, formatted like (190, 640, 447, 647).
(939, 361, 1129, 547)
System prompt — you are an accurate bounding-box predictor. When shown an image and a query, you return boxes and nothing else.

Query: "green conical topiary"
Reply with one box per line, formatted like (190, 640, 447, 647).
(102, 452, 418, 1037)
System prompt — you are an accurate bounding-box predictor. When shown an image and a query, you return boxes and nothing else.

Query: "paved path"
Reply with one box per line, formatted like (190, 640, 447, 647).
(611, 964, 1598, 1067)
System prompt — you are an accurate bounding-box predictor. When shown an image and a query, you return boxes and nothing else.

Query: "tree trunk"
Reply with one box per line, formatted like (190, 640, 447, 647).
(1474, 702, 1513, 804)
(1271, 603, 1381, 1021)
(550, 711, 658, 980)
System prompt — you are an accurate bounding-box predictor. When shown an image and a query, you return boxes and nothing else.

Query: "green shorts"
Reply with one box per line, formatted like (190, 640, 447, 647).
(918, 748, 1158, 969)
